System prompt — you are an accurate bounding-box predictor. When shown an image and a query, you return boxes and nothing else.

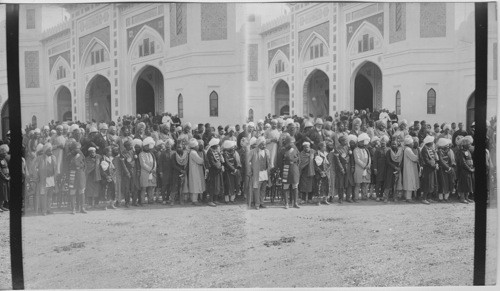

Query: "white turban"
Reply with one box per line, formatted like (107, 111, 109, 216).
(315, 118, 324, 125)
(209, 138, 220, 147)
(460, 135, 474, 145)
(99, 123, 108, 130)
(165, 138, 175, 147)
(357, 133, 370, 145)
(304, 120, 314, 128)
(285, 119, 295, 126)
(143, 137, 155, 149)
(247, 122, 255, 128)
(70, 124, 79, 132)
(43, 125, 49, 130)
(302, 141, 311, 147)
(423, 135, 435, 145)
(156, 140, 165, 147)
(88, 147, 96, 152)
(436, 138, 451, 148)
(36, 143, 44, 153)
(132, 139, 143, 148)
(89, 127, 98, 133)
(444, 124, 451, 131)
(399, 119, 408, 126)
(222, 140, 236, 149)
(347, 134, 358, 144)
(34, 128, 41, 134)
(404, 135, 414, 145)
(257, 136, 266, 145)
(249, 137, 257, 146)
(188, 138, 199, 149)
(371, 136, 380, 143)
(380, 135, 390, 144)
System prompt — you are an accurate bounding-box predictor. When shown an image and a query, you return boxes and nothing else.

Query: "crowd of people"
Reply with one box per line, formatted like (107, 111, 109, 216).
(0, 108, 496, 215)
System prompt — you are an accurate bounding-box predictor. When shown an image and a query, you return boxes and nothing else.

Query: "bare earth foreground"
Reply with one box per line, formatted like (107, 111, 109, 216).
(22, 200, 474, 288)
(0, 213, 11, 289)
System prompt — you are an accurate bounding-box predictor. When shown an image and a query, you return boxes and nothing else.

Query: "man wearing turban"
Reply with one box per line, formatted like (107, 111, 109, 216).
(419, 135, 438, 204)
(34, 143, 57, 215)
(456, 136, 475, 203)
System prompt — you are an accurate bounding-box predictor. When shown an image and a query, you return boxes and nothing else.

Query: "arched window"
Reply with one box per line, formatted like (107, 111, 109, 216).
(248, 108, 254, 122)
(178, 94, 183, 118)
(209, 91, 218, 117)
(427, 88, 436, 114)
(395, 91, 401, 115)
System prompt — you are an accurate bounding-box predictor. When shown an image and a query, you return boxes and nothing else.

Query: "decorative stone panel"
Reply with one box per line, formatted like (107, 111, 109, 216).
(298, 21, 329, 54)
(127, 17, 164, 50)
(346, 12, 384, 46)
(268, 45, 289, 66)
(420, 3, 446, 38)
(79, 26, 110, 59)
(201, 3, 228, 41)
(49, 51, 71, 73)
(169, 3, 187, 47)
(389, 3, 406, 43)
(248, 44, 258, 81)
(25, 51, 39, 88)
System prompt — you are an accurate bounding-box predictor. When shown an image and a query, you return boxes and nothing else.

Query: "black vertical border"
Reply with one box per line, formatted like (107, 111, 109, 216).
(473, 1, 488, 286)
(6, 4, 24, 290)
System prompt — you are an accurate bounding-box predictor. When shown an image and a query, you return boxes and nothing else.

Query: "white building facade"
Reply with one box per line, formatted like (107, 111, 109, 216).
(245, 2, 497, 129)
(8, 3, 246, 131)
(0, 2, 497, 137)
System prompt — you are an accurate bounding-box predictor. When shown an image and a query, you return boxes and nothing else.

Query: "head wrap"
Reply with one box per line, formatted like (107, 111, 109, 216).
(209, 138, 220, 147)
(371, 136, 380, 143)
(315, 118, 324, 125)
(302, 141, 311, 147)
(165, 138, 175, 147)
(156, 140, 165, 147)
(99, 123, 108, 130)
(70, 124, 79, 132)
(34, 128, 41, 134)
(143, 137, 155, 149)
(188, 138, 199, 149)
(132, 139, 143, 148)
(392, 123, 399, 129)
(43, 125, 49, 130)
(176, 126, 182, 132)
(461, 135, 473, 145)
(257, 136, 266, 145)
(399, 119, 408, 126)
(56, 125, 63, 130)
(247, 122, 255, 128)
(380, 135, 390, 144)
(347, 134, 358, 144)
(264, 124, 271, 129)
(88, 147, 96, 152)
(437, 138, 451, 148)
(353, 118, 362, 126)
(357, 133, 370, 145)
(184, 122, 192, 129)
(228, 126, 236, 133)
(50, 130, 56, 135)
(285, 119, 295, 126)
(69, 142, 81, 151)
(423, 135, 435, 144)
(404, 135, 414, 145)
(137, 122, 146, 130)
(198, 139, 204, 147)
(36, 143, 44, 153)
(222, 140, 236, 149)
(123, 139, 132, 147)
(258, 119, 264, 124)
(89, 127, 98, 133)
(338, 135, 348, 144)
(304, 120, 314, 128)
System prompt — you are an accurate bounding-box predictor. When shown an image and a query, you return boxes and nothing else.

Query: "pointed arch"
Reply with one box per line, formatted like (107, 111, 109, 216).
(80, 37, 111, 67)
(50, 56, 71, 81)
(209, 91, 218, 117)
(300, 32, 329, 62)
(347, 21, 384, 55)
(178, 93, 184, 118)
(53, 85, 72, 121)
(269, 49, 290, 76)
(128, 24, 165, 58)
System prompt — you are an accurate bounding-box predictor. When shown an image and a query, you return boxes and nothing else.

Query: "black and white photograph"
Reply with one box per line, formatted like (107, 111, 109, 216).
(0, 1, 498, 289)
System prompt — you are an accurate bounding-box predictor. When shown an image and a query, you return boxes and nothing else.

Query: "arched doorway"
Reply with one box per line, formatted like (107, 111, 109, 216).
(55, 86, 72, 122)
(1, 101, 8, 140)
(274, 80, 290, 116)
(303, 69, 329, 117)
(352, 61, 382, 111)
(354, 75, 373, 110)
(466, 91, 475, 131)
(86, 75, 111, 122)
(133, 65, 164, 115)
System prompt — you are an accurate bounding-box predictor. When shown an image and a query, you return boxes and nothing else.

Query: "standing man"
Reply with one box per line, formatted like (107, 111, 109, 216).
(67, 142, 87, 214)
(206, 138, 224, 205)
(0, 145, 10, 212)
(420, 135, 438, 204)
(452, 122, 468, 147)
(35, 143, 58, 215)
(249, 137, 271, 210)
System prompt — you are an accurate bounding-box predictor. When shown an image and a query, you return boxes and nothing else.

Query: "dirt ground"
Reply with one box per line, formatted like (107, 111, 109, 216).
(21, 199, 475, 289)
(0, 213, 11, 290)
